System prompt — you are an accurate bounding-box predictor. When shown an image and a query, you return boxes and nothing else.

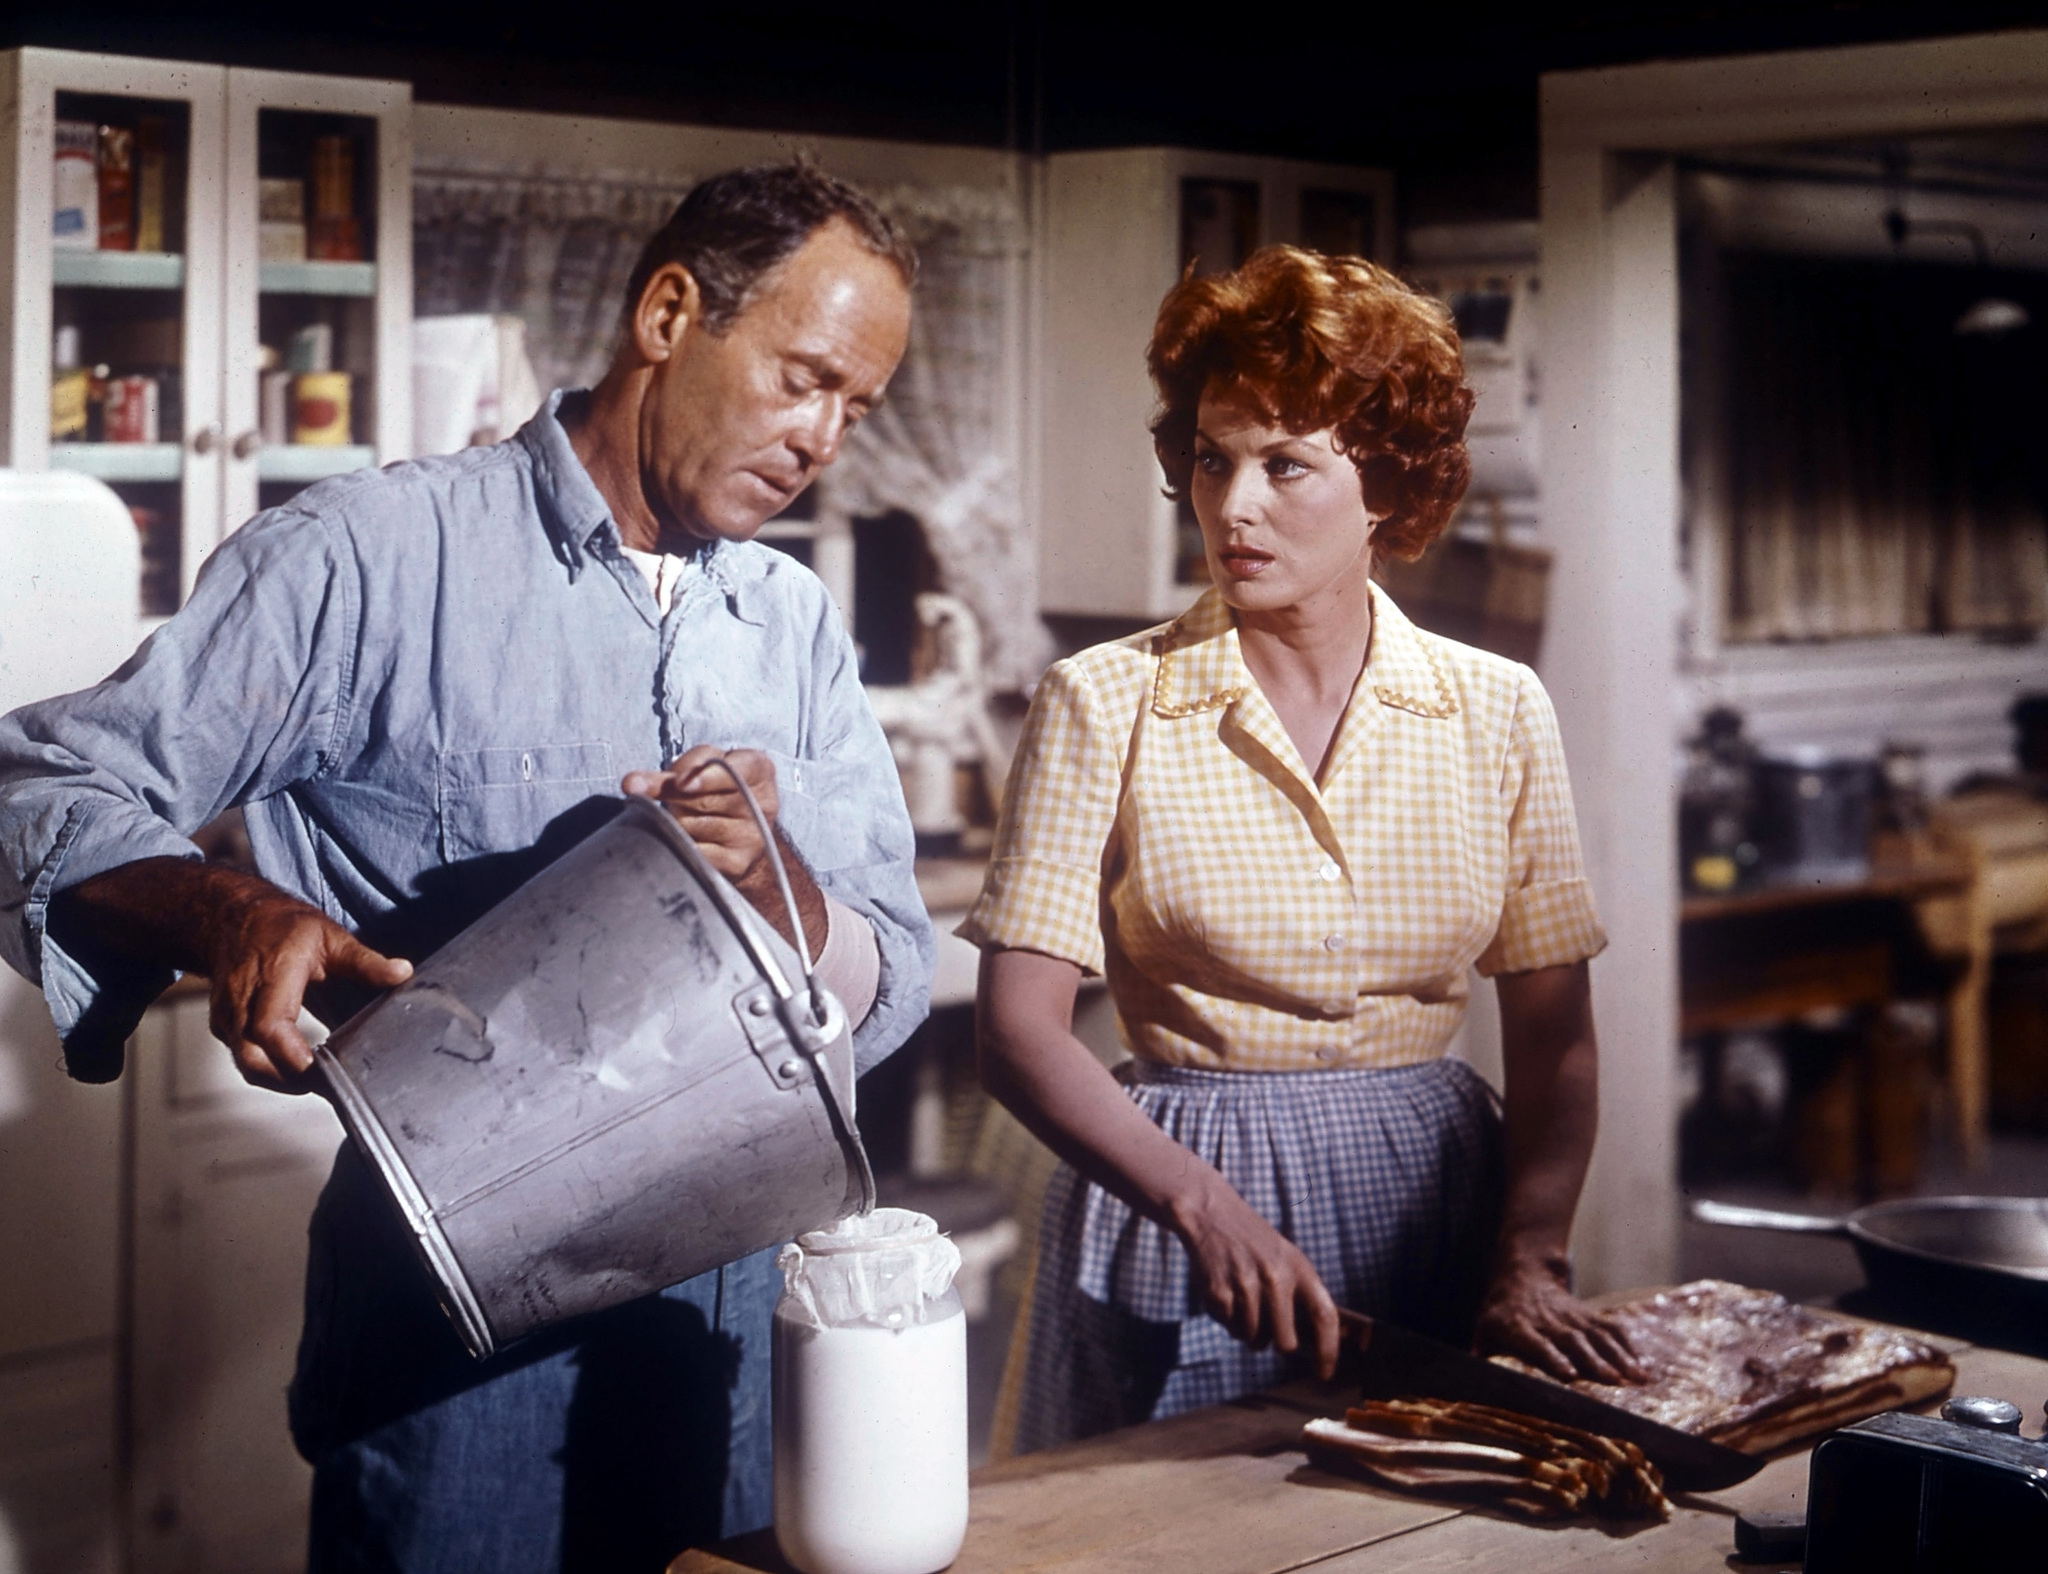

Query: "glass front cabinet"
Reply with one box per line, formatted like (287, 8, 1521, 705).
(4, 48, 411, 618)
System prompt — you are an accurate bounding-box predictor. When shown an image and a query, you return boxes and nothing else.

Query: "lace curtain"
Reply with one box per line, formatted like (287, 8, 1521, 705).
(1720, 255, 2048, 642)
(818, 185, 1048, 690)
(414, 172, 690, 395)
(413, 167, 1049, 688)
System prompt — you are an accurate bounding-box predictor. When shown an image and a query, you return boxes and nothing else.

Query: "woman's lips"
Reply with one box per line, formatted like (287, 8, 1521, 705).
(1219, 549, 1272, 580)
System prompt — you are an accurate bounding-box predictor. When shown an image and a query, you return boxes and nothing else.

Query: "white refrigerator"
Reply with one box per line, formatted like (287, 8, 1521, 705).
(0, 468, 142, 1574)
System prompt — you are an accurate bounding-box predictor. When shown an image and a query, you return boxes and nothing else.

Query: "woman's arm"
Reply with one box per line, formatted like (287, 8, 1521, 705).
(1473, 959, 1647, 1382)
(977, 946, 1340, 1376)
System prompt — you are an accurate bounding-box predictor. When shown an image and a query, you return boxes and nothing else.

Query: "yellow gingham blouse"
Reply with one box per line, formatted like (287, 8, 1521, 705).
(960, 584, 1607, 1071)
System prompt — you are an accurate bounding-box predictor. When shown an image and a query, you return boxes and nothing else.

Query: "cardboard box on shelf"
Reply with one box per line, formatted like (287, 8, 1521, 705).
(97, 125, 135, 252)
(53, 120, 98, 250)
(135, 117, 167, 253)
(259, 177, 306, 262)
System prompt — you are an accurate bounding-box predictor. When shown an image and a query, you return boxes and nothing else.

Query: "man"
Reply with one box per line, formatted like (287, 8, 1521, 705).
(0, 161, 933, 1569)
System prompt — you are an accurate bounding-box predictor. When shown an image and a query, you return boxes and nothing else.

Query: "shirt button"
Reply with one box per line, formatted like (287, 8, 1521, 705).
(1323, 933, 1345, 951)
(1317, 1046, 1341, 1062)
(1322, 1002, 1348, 1018)
(1317, 861, 1341, 883)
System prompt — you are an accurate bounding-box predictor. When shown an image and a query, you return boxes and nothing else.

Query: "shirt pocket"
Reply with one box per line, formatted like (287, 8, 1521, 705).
(436, 740, 618, 863)
(759, 747, 871, 875)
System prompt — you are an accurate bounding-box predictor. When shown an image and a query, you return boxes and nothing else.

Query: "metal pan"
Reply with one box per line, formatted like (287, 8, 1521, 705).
(1692, 1196, 2048, 1339)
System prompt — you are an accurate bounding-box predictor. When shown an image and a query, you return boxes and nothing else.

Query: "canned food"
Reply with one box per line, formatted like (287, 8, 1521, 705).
(292, 371, 351, 446)
(104, 375, 160, 444)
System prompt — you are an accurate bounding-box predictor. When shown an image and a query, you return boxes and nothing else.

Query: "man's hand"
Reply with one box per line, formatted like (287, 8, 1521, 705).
(622, 745, 826, 954)
(48, 857, 413, 1091)
(1473, 1248, 1646, 1384)
(201, 881, 412, 1088)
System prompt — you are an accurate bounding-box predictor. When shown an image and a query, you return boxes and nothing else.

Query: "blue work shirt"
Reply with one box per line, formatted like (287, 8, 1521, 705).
(0, 391, 933, 1081)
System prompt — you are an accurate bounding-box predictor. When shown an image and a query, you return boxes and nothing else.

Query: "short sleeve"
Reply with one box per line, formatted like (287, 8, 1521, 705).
(1474, 669, 1608, 977)
(956, 658, 1126, 975)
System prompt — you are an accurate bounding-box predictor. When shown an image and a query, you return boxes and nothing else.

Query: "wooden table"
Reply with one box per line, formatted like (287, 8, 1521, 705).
(671, 1329, 2048, 1574)
(1680, 858, 1975, 1187)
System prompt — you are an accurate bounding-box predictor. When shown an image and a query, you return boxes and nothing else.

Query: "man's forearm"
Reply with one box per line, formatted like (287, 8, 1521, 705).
(732, 830, 829, 958)
(47, 856, 306, 977)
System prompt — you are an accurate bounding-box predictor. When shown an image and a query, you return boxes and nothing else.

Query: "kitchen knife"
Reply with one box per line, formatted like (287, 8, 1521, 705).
(1337, 1308, 1762, 1492)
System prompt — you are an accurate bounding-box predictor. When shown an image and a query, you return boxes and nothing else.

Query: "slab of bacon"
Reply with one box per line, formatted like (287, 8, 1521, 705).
(1303, 1398, 1671, 1521)
(1490, 1279, 1955, 1454)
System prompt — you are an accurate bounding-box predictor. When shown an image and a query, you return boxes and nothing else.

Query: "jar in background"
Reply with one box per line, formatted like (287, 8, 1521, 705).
(773, 1209, 968, 1574)
(1679, 705, 1760, 893)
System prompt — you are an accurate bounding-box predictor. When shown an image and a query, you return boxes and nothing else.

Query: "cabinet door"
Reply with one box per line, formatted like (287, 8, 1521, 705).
(127, 996, 345, 1574)
(8, 48, 228, 616)
(221, 69, 411, 537)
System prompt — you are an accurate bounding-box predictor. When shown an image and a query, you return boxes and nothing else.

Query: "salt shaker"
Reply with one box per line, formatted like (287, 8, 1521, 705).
(773, 1208, 969, 1574)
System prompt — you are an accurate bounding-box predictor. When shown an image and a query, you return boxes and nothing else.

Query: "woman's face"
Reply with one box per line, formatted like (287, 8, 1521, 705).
(1189, 385, 1379, 618)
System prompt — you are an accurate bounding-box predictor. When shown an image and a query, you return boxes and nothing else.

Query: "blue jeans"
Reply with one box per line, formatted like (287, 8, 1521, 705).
(294, 1143, 776, 1573)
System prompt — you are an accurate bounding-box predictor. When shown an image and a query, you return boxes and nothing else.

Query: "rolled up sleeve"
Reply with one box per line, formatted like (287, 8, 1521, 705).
(1474, 669, 1608, 978)
(774, 597, 932, 1077)
(0, 508, 350, 1076)
(957, 658, 1123, 976)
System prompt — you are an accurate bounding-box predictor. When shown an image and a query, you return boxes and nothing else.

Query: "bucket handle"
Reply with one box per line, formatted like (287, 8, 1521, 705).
(667, 752, 828, 1026)
(629, 769, 877, 1215)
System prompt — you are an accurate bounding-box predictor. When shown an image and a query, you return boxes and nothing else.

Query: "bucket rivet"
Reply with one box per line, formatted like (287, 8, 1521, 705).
(749, 997, 772, 1017)
(778, 1059, 801, 1079)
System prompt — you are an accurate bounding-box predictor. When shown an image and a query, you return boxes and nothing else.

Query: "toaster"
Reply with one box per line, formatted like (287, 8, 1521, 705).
(1804, 1397, 2048, 1570)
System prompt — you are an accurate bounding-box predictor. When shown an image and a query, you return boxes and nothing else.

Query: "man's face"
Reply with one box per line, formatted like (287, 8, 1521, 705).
(639, 219, 912, 545)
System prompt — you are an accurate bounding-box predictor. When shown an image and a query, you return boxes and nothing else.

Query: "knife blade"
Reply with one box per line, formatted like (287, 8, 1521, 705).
(1336, 1308, 1762, 1493)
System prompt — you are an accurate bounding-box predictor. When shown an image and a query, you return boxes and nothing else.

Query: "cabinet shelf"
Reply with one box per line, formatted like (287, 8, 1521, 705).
(50, 443, 182, 482)
(257, 444, 374, 482)
(52, 250, 186, 290)
(258, 260, 375, 297)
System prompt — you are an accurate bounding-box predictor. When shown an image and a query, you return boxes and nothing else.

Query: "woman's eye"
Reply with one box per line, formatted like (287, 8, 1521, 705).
(1194, 450, 1227, 476)
(1267, 456, 1307, 480)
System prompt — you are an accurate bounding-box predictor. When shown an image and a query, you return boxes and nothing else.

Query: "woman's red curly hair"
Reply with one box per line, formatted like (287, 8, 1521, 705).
(1148, 245, 1473, 562)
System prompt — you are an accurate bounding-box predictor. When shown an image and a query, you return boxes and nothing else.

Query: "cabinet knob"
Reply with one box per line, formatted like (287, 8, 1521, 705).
(191, 424, 221, 456)
(231, 430, 262, 461)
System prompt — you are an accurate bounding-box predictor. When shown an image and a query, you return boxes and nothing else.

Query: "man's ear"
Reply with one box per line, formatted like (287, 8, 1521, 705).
(631, 263, 703, 365)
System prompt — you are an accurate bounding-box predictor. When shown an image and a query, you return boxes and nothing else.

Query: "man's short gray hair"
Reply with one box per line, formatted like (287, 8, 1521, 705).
(621, 156, 917, 334)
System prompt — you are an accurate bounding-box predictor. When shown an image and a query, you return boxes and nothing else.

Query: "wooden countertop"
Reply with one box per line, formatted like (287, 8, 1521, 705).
(671, 1328, 2048, 1574)
(1677, 856, 1970, 923)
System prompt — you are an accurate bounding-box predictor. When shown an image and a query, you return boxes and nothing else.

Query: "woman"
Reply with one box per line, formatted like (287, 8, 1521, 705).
(962, 246, 1642, 1452)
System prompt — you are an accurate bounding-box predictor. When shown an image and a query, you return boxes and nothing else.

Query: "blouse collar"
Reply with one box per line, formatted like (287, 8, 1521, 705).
(1150, 582, 1460, 722)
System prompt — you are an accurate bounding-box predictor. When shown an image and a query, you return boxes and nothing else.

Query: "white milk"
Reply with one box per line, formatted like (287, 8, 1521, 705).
(772, 1293, 969, 1574)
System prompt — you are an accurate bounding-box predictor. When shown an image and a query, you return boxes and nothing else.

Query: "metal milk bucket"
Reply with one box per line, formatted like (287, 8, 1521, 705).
(316, 794, 876, 1359)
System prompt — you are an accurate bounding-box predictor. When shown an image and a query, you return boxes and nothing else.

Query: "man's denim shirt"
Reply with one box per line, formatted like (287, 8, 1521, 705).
(0, 392, 933, 1081)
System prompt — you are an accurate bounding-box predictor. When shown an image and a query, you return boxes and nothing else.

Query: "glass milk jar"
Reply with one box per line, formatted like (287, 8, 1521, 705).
(773, 1209, 969, 1574)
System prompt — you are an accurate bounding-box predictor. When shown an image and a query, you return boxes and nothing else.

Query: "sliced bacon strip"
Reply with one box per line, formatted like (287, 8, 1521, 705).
(1302, 1399, 1669, 1521)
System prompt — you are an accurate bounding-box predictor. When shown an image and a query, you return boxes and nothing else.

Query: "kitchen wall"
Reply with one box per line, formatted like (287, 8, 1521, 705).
(1679, 164, 2048, 789)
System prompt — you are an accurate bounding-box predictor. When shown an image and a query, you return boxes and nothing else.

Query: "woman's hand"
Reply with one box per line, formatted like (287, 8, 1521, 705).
(1473, 1247, 1646, 1384)
(977, 947, 1340, 1379)
(1172, 1176, 1342, 1377)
